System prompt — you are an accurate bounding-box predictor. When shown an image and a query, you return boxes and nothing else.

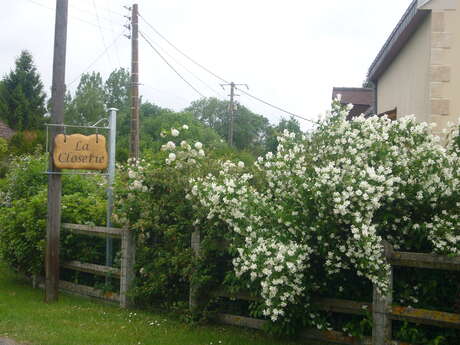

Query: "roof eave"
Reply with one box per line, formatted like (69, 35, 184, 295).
(367, 1, 430, 82)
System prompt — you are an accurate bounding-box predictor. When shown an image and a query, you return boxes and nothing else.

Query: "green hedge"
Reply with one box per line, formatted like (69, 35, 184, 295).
(0, 154, 106, 276)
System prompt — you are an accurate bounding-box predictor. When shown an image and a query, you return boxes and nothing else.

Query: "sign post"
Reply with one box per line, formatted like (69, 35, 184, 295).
(106, 108, 118, 267)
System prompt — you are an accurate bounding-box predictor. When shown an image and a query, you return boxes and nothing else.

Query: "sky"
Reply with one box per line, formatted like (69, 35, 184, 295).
(0, 0, 411, 129)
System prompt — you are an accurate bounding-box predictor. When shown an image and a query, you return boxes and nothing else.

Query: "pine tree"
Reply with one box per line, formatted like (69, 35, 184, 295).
(0, 50, 47, 130)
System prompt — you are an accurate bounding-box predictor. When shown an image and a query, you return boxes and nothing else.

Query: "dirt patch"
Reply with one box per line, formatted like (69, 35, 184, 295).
(0, 338, 21, 345)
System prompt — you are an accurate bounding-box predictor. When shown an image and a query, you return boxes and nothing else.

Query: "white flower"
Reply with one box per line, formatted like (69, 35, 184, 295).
(128, 169, 136, 179)
(168, 153, 176, 161)
(238, 161, 245, 168)
(194, 142, 203, 150)
(198, 149, 205, 157)
(132, 180, 143, 190)
(165, 141, 176, 150)
(171, 128, 179, 137)
(182, 124, 189, 130)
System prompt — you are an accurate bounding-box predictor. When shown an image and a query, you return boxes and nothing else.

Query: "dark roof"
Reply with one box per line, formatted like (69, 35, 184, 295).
(0, 120, 14, 140)
(367, 0, 429, 82)
(332, 87, 374, 106)
(332, 87, 374, 119)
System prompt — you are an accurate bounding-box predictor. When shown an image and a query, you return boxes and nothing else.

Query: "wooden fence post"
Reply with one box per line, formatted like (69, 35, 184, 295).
(120, 229, 135, 308)
(372, 241, 394, 345)
(189, 229, 201, 312)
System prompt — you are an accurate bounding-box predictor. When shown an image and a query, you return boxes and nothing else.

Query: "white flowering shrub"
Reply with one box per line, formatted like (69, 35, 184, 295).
(189, 100, 460, 329)
(110, 106, 460, 339)
(113, 126, 228, 307)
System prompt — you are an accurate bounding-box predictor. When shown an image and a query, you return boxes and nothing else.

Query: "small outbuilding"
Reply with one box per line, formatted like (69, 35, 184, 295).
(0, 120, 14, 141)
(331, 87, 374, 120)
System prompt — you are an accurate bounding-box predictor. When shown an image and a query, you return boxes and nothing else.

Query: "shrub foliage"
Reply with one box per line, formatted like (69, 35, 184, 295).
(2, 102, 460, 343)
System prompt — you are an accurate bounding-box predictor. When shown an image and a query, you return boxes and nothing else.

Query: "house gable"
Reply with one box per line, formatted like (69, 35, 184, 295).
(367, 1, 430, 83)
(367, 0, 458, 136)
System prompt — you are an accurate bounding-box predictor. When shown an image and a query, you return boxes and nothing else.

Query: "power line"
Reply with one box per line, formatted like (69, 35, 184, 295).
(105, 0, 122, 67)
(76, 0, 126, 17)
(68, 1, 123, 24)
(236, 87, 318, 124)
(138, 12, 315, 124)
(92, 0, 112, 65)
(139, 30, 205, 98)
(138, 13, 229, 84)
(141, 83, 191, 105)
(24, 0, 114, 32)
(140, 31, 223, 98)
(67, 31, 124, 86)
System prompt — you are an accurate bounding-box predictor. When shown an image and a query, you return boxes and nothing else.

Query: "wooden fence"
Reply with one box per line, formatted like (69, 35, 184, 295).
(51, 223, 135, 308)
(190, 231, 460, 344)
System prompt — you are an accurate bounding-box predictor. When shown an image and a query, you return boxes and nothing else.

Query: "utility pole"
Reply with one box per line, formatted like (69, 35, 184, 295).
(228, 82, 235, 147)
(220, 82, 248, 146)
(130, 3, 140, 159)
(45, 0, 68, 303)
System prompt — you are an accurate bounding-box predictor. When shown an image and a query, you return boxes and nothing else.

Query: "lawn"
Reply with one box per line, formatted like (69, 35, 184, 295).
(0, 262, 302, 345)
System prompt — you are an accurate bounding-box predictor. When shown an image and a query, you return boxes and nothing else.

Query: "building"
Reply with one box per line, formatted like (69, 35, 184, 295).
(367, 0, 458, 135)
(331, 87, 374, 120)
(0, 120, 14, 141)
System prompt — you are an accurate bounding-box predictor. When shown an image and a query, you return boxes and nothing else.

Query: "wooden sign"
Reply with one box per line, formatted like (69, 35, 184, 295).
(53, 134, 108, 170)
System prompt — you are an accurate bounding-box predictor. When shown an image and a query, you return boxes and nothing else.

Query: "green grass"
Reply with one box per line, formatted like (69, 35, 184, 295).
(0, 262, 301, 345)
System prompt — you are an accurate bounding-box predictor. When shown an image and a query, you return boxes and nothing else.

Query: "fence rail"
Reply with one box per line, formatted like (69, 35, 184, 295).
(390, 250, 460, 270)
(60, 223, 135, 308)
(59, 280, 120, 302)
(61, 260, 121, 278)
(191, 230, 460, 344)
(62, 223, 124, 238)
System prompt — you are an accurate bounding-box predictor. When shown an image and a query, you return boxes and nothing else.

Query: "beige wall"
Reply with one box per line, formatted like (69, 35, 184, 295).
(377, 15, 432, 122)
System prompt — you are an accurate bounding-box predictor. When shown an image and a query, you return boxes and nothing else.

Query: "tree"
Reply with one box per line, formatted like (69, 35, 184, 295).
(65, 72, 105, 125)
(186, 97, 227, 130)
(140, 110, 224, 153)
(104, 67, 130, 110)
(185, 97, 270, 153)
(103, 68, 132, 159)
(0, 50, 47, 130)
(265, 116, 302, 153)
(114, 100, 166, 161)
